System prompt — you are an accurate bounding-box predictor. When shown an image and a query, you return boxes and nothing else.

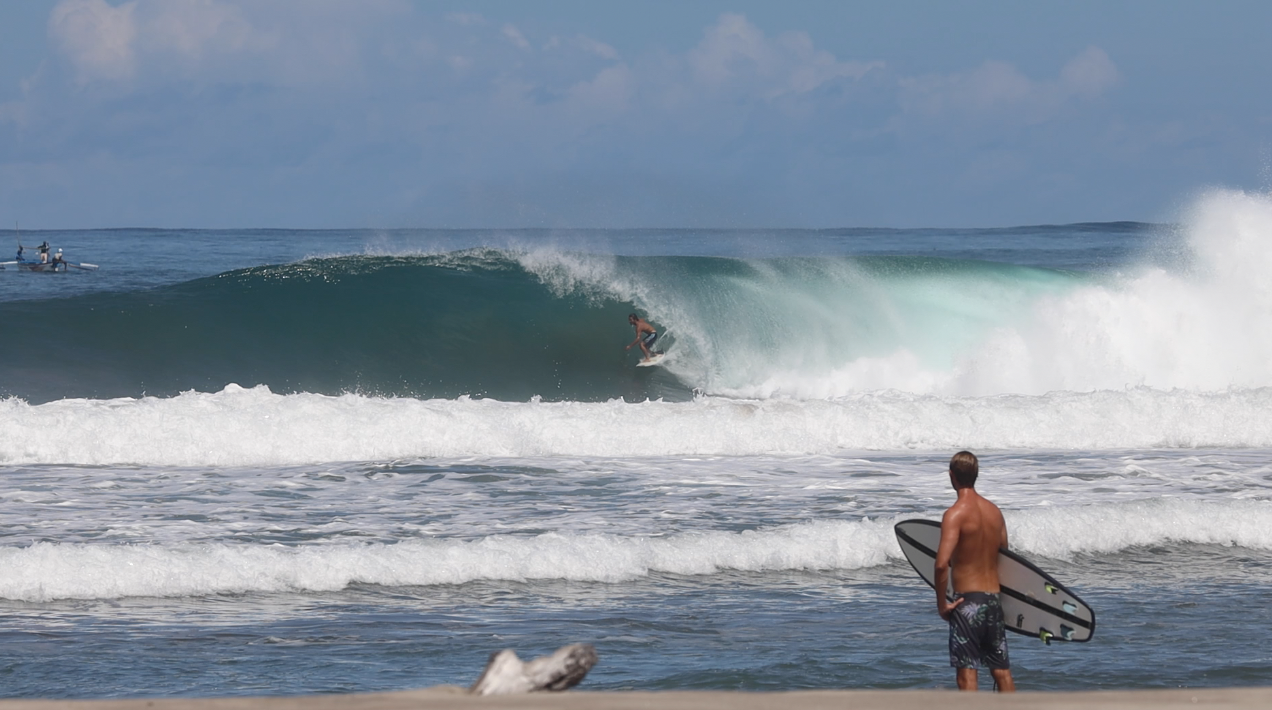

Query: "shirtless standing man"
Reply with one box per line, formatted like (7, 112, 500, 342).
(934, 450, 1016, 692)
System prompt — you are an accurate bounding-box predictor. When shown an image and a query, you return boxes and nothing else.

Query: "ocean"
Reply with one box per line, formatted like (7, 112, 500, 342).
(2, 188, 1271, 697)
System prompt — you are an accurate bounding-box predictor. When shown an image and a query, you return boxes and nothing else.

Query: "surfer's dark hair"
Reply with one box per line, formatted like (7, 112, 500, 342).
(628, 313, 639, 320)
(949, 450, 978, 488)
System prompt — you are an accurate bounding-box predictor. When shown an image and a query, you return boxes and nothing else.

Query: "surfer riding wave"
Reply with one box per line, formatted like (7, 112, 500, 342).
(625, 313, 660, 363)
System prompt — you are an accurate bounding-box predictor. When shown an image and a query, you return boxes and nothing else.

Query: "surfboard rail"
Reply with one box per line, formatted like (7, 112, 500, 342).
(894, 518, 1096, 644)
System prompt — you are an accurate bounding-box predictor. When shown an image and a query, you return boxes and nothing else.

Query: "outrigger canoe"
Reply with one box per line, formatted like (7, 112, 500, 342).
(0, 259, 98, 272)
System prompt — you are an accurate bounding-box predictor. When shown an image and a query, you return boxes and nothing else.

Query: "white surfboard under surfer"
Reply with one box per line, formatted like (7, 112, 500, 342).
(625, 313, 664, 364)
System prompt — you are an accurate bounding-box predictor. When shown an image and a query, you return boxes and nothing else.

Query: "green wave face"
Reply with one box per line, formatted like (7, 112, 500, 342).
(0, 250, 1082, 403)
(620, 253, 1080, 395)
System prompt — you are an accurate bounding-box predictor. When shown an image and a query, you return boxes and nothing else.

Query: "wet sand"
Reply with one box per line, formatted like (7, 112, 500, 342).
(2, 687, 1269, 710)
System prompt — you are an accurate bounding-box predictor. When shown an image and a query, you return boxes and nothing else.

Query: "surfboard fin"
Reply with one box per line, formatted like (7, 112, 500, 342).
(1039, 629, 1053, 645)
(1044, 583, 1059, 594)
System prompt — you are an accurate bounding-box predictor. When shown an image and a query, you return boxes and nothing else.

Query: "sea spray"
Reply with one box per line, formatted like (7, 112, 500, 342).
(524, 190, 1272, 397)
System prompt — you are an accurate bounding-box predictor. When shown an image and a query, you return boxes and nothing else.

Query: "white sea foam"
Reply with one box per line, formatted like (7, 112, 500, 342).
(1008, 498, 1272, 558)
(516, 189, 1272, 399)
(950, 191, 1272, 396)
(7, 384, 1272, 465)
(3, 498, 1267, 601)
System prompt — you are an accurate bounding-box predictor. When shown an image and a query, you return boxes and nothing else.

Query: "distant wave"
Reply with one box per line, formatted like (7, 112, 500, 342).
(6, 384, 1272, 466)
(2, 498, 1267, 601)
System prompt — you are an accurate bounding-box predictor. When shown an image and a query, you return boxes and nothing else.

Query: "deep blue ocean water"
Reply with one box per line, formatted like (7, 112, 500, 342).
(3, 190, 1272, 697)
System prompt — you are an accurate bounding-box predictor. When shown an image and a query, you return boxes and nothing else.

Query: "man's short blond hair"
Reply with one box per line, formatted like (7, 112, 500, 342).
(949, 450, 978, 488)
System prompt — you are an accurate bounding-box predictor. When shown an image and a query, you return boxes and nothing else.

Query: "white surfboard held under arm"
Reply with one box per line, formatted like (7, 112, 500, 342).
(894, 519, 1096, 644)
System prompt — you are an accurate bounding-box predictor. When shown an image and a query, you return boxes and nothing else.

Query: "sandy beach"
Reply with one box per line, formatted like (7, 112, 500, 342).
(2, 687, 1270, 710)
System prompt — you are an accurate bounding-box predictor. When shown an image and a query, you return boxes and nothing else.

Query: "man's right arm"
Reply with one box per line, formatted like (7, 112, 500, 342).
(997, 505, 1009, 551)
(934, 509, 964, 619)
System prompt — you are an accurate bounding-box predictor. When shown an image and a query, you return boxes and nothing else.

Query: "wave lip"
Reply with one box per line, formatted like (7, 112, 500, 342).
(4, 498, 1268, 601)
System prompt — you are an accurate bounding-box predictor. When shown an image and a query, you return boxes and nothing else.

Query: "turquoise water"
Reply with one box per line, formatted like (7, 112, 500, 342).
(3, 197, 1272, 697)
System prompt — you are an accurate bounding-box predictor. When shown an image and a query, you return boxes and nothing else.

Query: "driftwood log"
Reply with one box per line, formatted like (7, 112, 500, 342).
(469, 643, 598, 696)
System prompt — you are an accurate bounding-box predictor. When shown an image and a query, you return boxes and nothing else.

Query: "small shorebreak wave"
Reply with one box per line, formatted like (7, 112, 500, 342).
(2, 498, 1268, 601)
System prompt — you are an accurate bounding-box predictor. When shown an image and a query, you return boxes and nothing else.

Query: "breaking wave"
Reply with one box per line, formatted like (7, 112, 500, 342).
(3, 497, 1267, 601)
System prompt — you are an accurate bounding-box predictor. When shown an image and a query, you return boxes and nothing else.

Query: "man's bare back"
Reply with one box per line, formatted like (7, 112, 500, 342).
(938, 488, 1007, 595)
(933, 451, 1015, 692)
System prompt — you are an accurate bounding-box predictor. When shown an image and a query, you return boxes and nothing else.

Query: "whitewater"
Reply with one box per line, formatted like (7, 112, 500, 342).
(2, 189, 1272, 697)
(7, 385, 1272, 465)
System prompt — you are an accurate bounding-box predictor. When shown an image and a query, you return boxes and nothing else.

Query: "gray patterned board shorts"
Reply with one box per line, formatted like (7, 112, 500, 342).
(948, 592, 1010, 670)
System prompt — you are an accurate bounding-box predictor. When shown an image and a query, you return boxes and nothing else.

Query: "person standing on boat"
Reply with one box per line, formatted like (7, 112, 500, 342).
(37, 241, 50, 263)
(15, 244, 24, 261)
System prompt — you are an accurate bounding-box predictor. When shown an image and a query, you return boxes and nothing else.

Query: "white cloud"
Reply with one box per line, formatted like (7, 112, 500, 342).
(501, 24, 531, 51)
(49, 0, 138, 83)
(565, 64, 633, 115)
(48, 0, 269, 84)
(141, 0, 258, 60)
(898, 46, 1121, 125)
(23, 4, 1139, 230)
(1060, 47, 1120, 98)
(688, 13, 882, 99)
(576, 36, 619, 61)
(541, 35, 619, 59)
(688, 13, 768, 85)
(45, 0, 414, 87)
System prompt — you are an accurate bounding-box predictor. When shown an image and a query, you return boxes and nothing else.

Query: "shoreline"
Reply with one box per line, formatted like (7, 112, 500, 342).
(1, 687, 1269, 710)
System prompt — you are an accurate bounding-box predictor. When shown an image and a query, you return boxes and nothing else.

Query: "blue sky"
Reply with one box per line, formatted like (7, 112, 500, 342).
(1, 0, 1270, 229)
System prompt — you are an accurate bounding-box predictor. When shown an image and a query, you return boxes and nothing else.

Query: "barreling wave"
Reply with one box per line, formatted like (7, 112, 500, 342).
(2, 498, 1268, 601)
(6, 384, 1272, 466)
(0, 249, 687, 404)
(3, 190, 1272, 404)
(0, 244, 1085, 404)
